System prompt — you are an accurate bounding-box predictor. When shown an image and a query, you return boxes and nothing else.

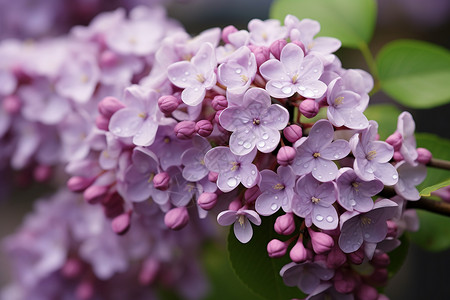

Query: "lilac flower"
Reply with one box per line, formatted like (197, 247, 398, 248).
(292, 119, 350, 182)
(306, 283, 354, 300)
(217, 208, 261, 243)
(217, 46, 257, 94)
(292, 173, 338, 230)
(248, 19, 287, 47)
(255, 166, 295, 216)
(0, 68, 17, 95)
(397, 111, 418, 165)
(280, 261, 334, 295)
(167, 42, 217, 106)
(219, 88, 289, 155)
(259, 43, 327, 99)
(167, 166, 200, 208)
(336, 167, 383, 212)
(338, 199, 398, 253)
(326, 77, 369, 130)
(204, 146, 258, 192)
(394, 161, 427, 201)
(349, 121, 398, 185)
(181, 136, 212, 182)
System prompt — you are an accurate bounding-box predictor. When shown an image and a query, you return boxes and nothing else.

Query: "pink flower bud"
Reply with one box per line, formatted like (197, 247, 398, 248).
(277, 146, 296, 166)
(269, 39, 287, 60)
(102, 192, 125, 219)
(95, 114, 109, 131)
(76, 280, 94, 300)
(274, 213, 296, 235)
(222, 25, 238, 44)
(158, 95, 180, 114)
(348, 248, 365, 265)
(326, 245, 347, 269)
(228, 198, 242, 211)
(371, 252, 390, 268)
(299, 99, 319, 118)
(385, 132, 402, 151)
(99, 50, 119, 68)
(283, 124, 302, 143)
(333, 270, 357, 294)
(208, 171, 218, 182)
(3, 95, 21, 114)
(393, 151, 404, 161)
(197, 192, 218, 210)
(33, 165, 52, 182)
(308, 228, 334, 254)
(214, 110, 223, 124)
(416, 147, 432, 164)
(139, 259, 160, 285)
(289, 240, 308, 263)
(386, 220, 398, 239)
(356, 284, 378, 300)
(83, 185, 108, 204)
(248, 45, 270, 68)
(244, 186, 261, 204)
(432, 186, 450, 203)
(111, 211, 132, 235)
(61, 258, 82, 279)
(195, 120, 213, 137)
(67, 176, 94, 192)
(153, 172, 170, 191)
(291, 41, 306, 53)
(164, 207, 189, 230)
(174, 121, 196, 139)
(267, 239, 289, 258)
(212, 95, 228, 111)
(98, 96, 124, 119)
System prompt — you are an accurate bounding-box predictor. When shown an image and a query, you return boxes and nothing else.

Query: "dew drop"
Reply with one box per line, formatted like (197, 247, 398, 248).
(334, 154, 340, 159)
(244, 129, 249, 133)
(316, 215, 324, 221)
(182, 78, 187, 82)
(393, 174, 398, 180)
(113, 127, 122, 134)
(172, 77, 177, 81)
(184, 71, 190, 76)
(227, 177, 237, 187)
(313, 89, 319, 94)
(258, 141, 266, 148)
(364, 233, 370, 239)
(274, 196, 279, 200)
(235, 68, 242, 74)
(300, 66, 304, 70)
(271, 139, 275, 143)
(328, 172, 333, 175)
(271, 203, 278, 211)
(238, 140, 244, 146)
(303, 164, 308, 168)
(349, 199, 356, 206)
(251, 170, 256, 175)
(313, 167, 317, 171)
(313, 69, 318, 73)
(318, 175, 323, 179)
(247, 178, 254, 185)
(282, 86, 292, 94)
(262, 133, 269, 140)
(272, 82, 283, 88)
(326, 216, 334, 223)
(298, 86, 306, 91)
(194, 87, 199, 91)
(243, 141, 252, 149)
(367, 167, 374, 174)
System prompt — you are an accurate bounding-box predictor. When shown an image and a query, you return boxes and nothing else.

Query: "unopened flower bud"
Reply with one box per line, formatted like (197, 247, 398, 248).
(158, 95, 180, 114)
(197, 192, 218, 210)
(356, 284, 378, 300)
(174, 121, 196, 139)
(208, 171, 218, 182)
(76, 280, 94, 300)
(248, 45, 270, 68)
(368, 268, 388, 286)
(371, 252, 390, 268)
(269, 39, 287, 60)
(416, 147, 432, 164)
(139, 259, 160, 285)
(153, 172, 170, 190)
(99, 50, 119, 68)
(283, 124, 302, 143)
(228, 198, 242, 211)
(290, 240, 308, 263)
(102, 192, 125, 219)
(2, 95, 21, 114)
(164, 207, 189, 230)
(195, 120, 213, 137)
(111, 211, 132, 235)
(348, 248, 365, 265)
(393, 151, 404, 161)
(308, 228, 334, 254)
(277, 146, 296, 166)
(244, 186, 261, 204)
(67, 176, 94, 192)
(267, 239, 289, 258)
(299, 99, 319, 118)
(386, 220, 398, 239)
(222, 25, 238, 44)
(214, 110, 223, 124)
(98, 96, 124, 119)
(291, 41, 306, 53)
(327, 244, 347, 269)
(333, 270, 357, 294)
(212, 95, 228, 111)
(61, 258, 82, 279)
(95, 114, 109, 131)
(274, 213, 296, 235)
(33, 165, 52, 182)
(385, 132, 402, 151)
(83, 185, 108, 204)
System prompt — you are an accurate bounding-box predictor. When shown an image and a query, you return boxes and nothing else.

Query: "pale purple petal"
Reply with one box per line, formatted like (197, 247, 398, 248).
(373, 162, 398, 186)
(133, 118, 158, 146)
(312, 205, 338, 230)
(217, 210, 238, 226)
(109, 108, 143, 137)
(167, 62, 199, 88)
(320, 140, 351, 160)
(255, 192, 282, 216)
(242, 209, 262, 225)
(233, 217, 253, 243)
(338, 214, 363, 253)
(181, 86, 206, 106)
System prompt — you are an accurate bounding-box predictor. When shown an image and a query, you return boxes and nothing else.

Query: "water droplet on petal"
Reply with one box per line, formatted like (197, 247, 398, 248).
(298, 86, 306, 91)
(316, 215, 324, 221)
(303, 164, 308, 168)
(184, 71, 190, 76)
(194, 87, 199, 91)
(182, 78, 187, 82)
(313, 167, 317, 171)
(251, 170, 256, 175)
(313, 69, 318, 73)
(334, 154, 340, 159)
(247, 178, 254, 185)
(326, 216, 334, 223)
(350, 199, 356, 206)
(235, 68, 242, 74)
(243, 141, 252, 149)
(262, 133, 269, 140)
(274, 196, 279, 200)
(318, 175, 323, 179)
(282, 86, 292, 95)
(227, 177, 237, 187)
(244, 129, 249, 133)
(258, 141, 265, 148)
(364, 233, 370, 239)
(367, 167, 374, 174)
(113, 127, 122, 134)
(313, 89, 319, 94)
(393, 174, 398, 180)
(271, 204, 278, 211)
(238, 140, 244, 145)
(172, 77, 177, 81)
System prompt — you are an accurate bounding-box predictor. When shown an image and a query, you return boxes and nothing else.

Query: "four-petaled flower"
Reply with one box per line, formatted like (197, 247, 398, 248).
(217, 208, 261, 243)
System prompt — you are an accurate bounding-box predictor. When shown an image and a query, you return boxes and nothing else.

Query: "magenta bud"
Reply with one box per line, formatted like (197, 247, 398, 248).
(3, 95, 21, 114)
(289, 240, 308, 263)
(269, 39, 287, 60)
(244, 186, 261, 204)
(174, 120, 196, 139)
(348, 248, 365, 265)
(153, 172, 170, 191)
(299, 99, 319, 118)
(76, 280, 94, 300)
(208, 171, 218, 182)
(274, 213, 296, 235)
(197, 192, 218, 210)
(33, 165, 52, 182)
(67, 176, 94, 192)
(248, 45, 270, 68)
(195, 120, 213, 137)
(283, 124, 302, 143)
(158, 95, 180, 114)
(95, 114, 109, 131)
(333, 270, 357, 294)
(368, 268, 389, 286)
(111, 211, 132, 235)
(308, 228, 334, 254)
(164, 207, 189, 230)
(83, 185, 108, 204)
(326, 245, 347, 269)
(386, 220, 398, 239)
(211, 95, 228, 111)
(393, 151, 404, 161)
(277, 146, 296, 166)
(267, 239, 289, 258)
(222, 25, 238, 44)
(356, 284, 378, 300)
(291, 41, 306, 53)
(98, 96, 124, 119)
(214, 110, 223, 124)
(385, 132, 402, 151)
(228, 198, 242, 211)
(371, 252, 390, 268)
(61, 258, 82, 279)
(416, 147, 432, 164)
(99, 50, 119, 68)
(139, 259, 160, 285)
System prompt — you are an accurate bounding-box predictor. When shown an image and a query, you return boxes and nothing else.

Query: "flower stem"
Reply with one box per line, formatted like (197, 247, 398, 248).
(428, 158, 450, 171)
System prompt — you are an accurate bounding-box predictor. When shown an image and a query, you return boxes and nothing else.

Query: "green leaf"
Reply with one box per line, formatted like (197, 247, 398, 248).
(420, 178, 450, 197)
(364, 104, 402, 140)
(228, 215, 303, 300)
(409, 209, 450, 252)
(270, 0, 377, 48)
(376, 40, 450, 108)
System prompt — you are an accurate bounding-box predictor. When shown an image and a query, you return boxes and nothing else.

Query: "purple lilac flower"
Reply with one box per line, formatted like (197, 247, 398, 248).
(247, 19, 287, 47)
(292, 119, 350, 182)
(167, 42, 217, 106)
(255, 166, 295, 216)
(397, 111, 418, 165)
(217, 208, 261, 243)
(338, 199, 398, 254)
(394, 161, 427, 201)
(204, 146, 258, 192)
(349, 121, 398, 186)
(280, 261, 334, 295)
(292, 173, 338, 230)
(336, 167, 383, 212)
(219, 88, 289, 155)
(306, 283, 354, 300)
(181, 135, 212, 182)
(259, 43, 327, 99)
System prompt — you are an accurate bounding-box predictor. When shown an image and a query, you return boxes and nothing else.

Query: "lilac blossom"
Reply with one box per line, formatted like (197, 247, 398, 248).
(167, 42, 217, 106)
(181, 136, 212, 182)
(255, 166, 295, 216)
(349, 121, 398, 185)
(306, 283, 354, 300)
(338, 199, 398, 254)
(204, 146, 258, 192)
(397, 111, 418, 165)
(217, 208, 261, 243)
(336, 167, 383, 212)
(248, 19, 287, 47)
(219, 88, 289, 155)
(292, 119, 350, 182)
(394, 161, 427, 201)
(292, 173, 338, 230)
(259, 43, 327, 99)
(280, 261, 334, 295)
